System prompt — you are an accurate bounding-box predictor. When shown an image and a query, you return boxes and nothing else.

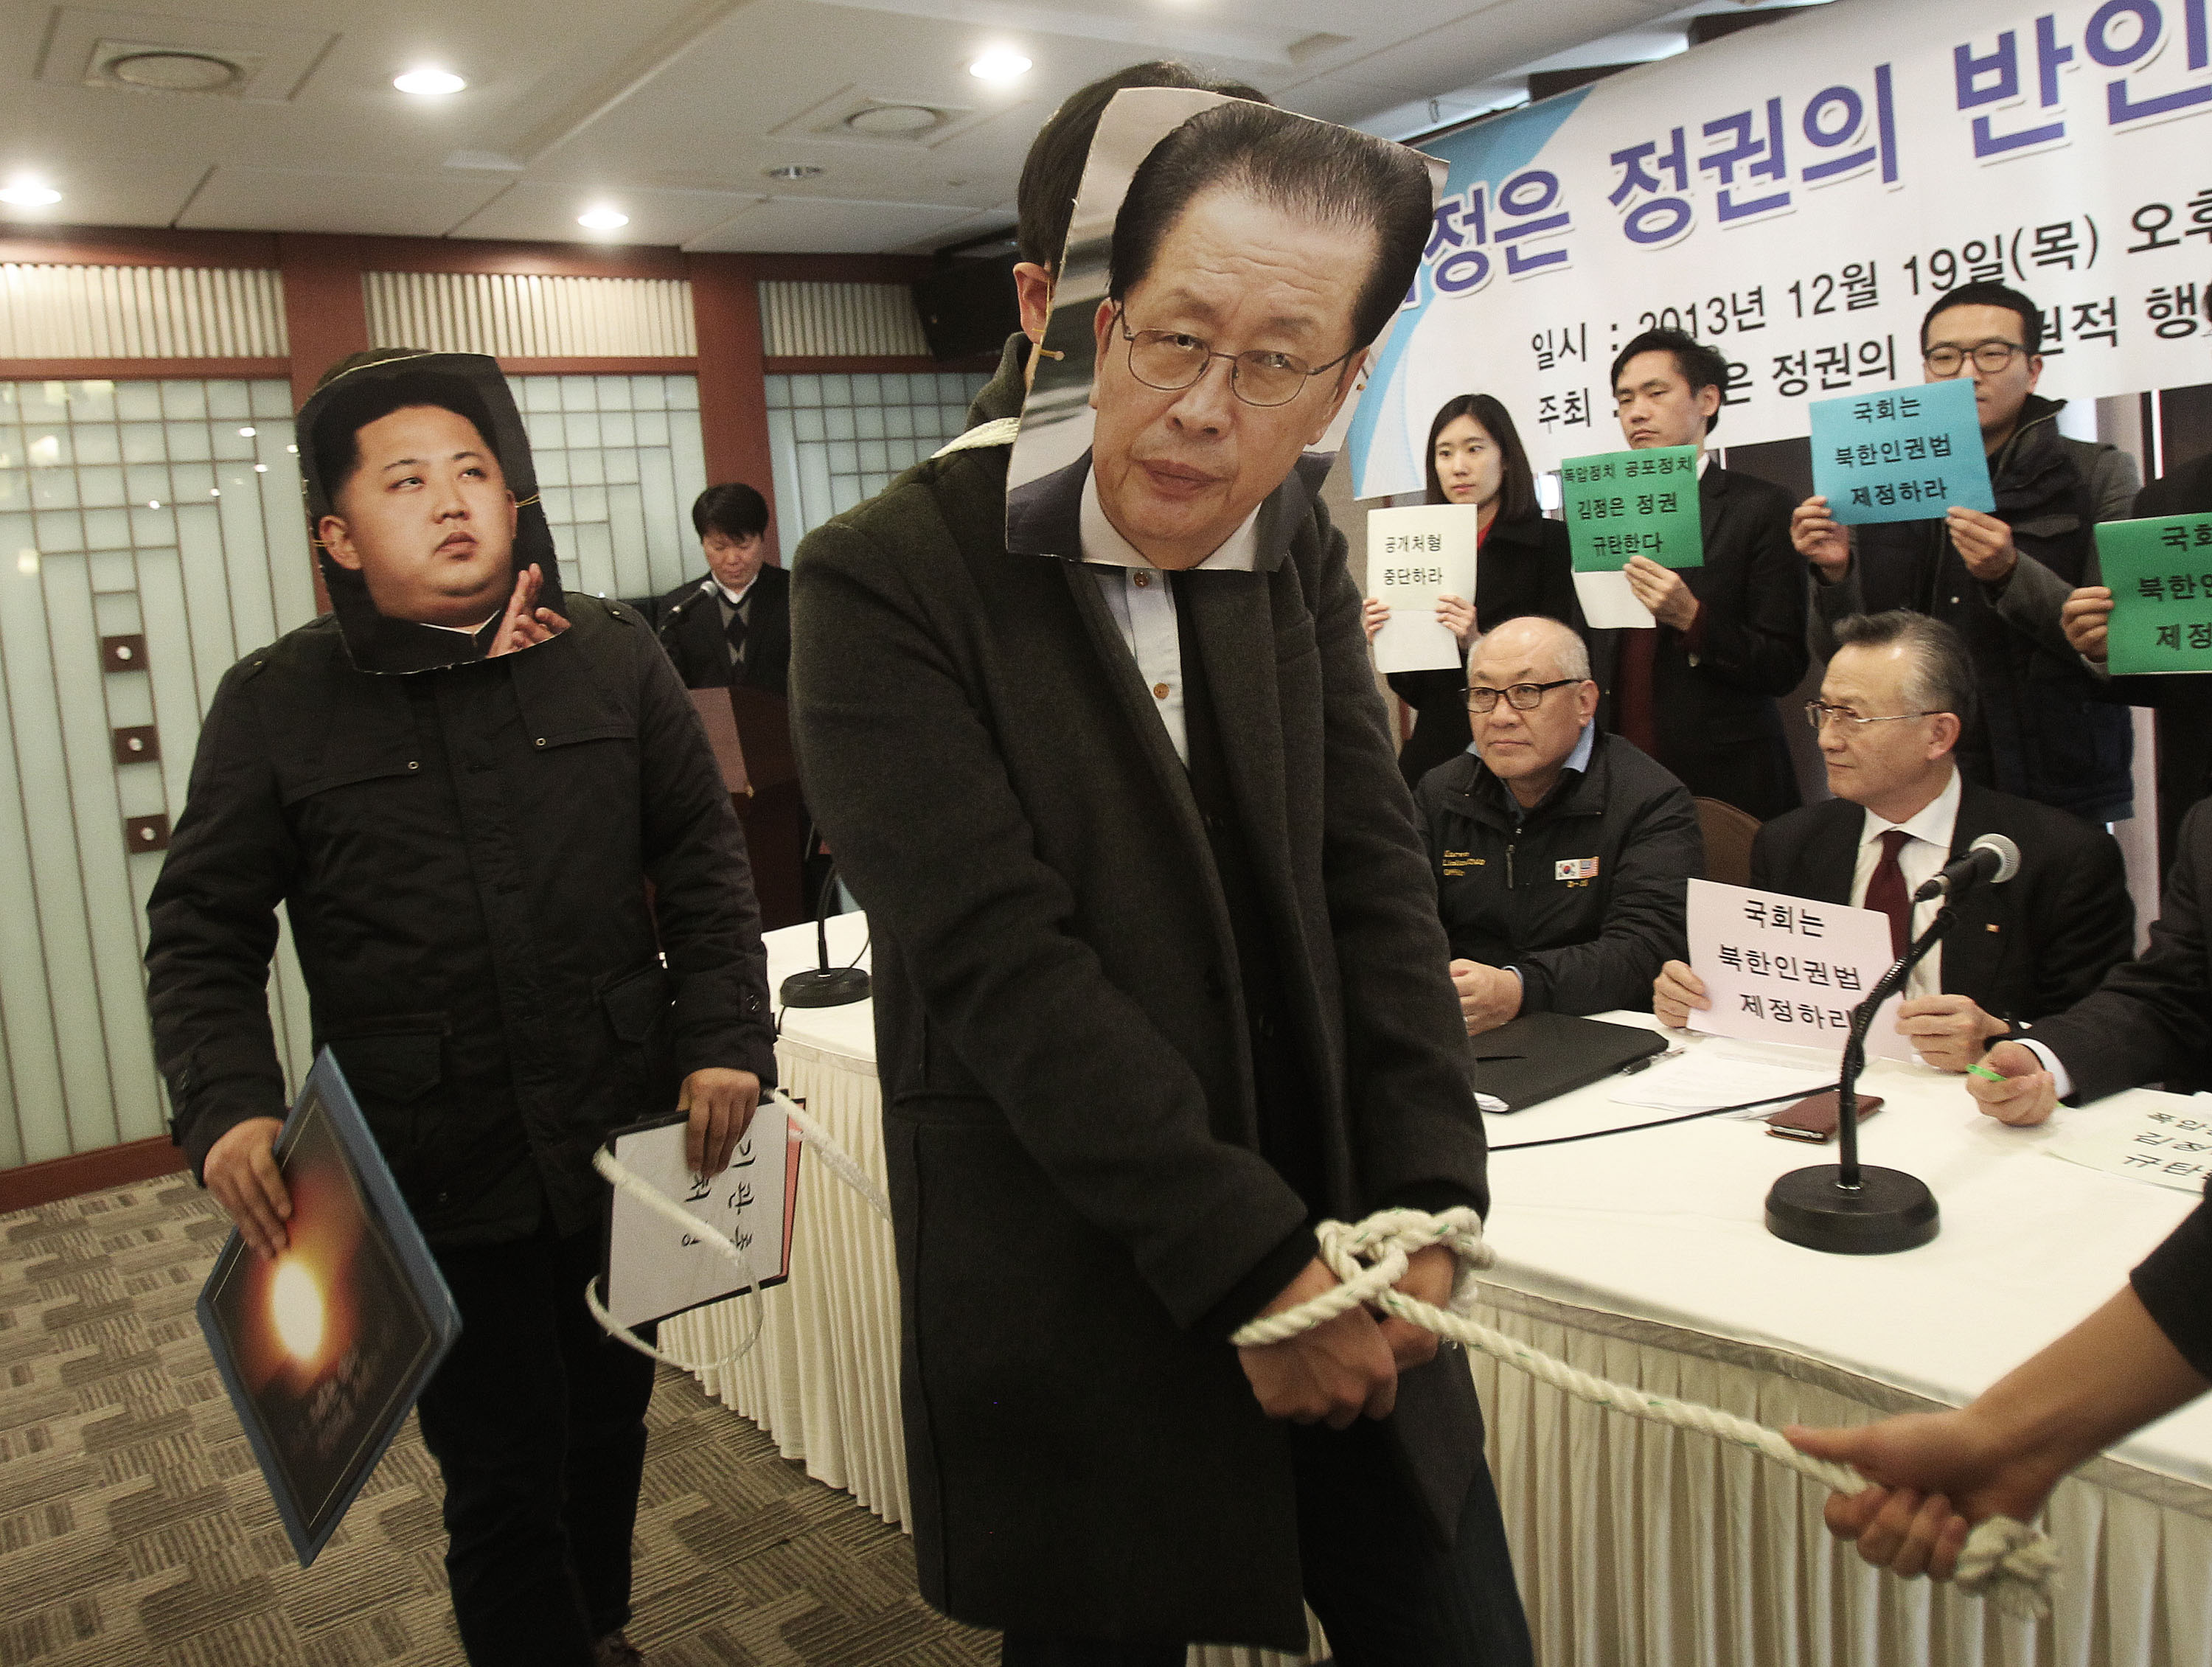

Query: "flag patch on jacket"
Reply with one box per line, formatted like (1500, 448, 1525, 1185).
(1554, 857, 1599, 882)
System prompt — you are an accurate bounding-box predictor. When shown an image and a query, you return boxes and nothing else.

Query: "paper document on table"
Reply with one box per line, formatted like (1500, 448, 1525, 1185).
(1608, 1040, 1838, 1116)
(1684, 878, 1911, 1062)
(1571, 569, 1653, 630)
(2045, 1090, 2212, 1196)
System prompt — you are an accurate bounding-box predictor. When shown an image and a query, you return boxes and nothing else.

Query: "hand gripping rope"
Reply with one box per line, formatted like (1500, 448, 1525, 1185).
(590, 1116, 2059, 1619)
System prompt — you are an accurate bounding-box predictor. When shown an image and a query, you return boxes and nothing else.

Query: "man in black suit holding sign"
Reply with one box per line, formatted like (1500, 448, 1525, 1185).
(1655, 610, 2129, 1069)
(641, 482, 791, 696)
(1602, 327, 1809, 820)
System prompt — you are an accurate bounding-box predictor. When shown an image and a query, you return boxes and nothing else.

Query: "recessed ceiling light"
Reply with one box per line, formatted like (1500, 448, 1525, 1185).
(577, 206, 630, 230)
(238, 426, 254, 436)
(0, 180, 62, 207)
(394, 68, 467, 96)
(762, 164, 825, 181)
(968, 49, 1032, 81)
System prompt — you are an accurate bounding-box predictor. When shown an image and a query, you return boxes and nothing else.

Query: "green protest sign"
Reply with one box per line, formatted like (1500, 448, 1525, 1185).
(1559, 445, 1703, 571)
(2096, 514, 2212, 676)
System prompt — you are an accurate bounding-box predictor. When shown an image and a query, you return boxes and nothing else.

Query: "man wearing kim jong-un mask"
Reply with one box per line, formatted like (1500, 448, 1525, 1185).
(791, 85, 1531, 1663)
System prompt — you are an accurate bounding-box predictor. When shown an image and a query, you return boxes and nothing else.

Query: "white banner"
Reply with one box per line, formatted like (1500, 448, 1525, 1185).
(1352, 0, 2212, 491)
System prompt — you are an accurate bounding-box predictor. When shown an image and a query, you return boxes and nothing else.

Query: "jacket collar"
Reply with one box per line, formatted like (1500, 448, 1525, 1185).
(1451, 729, 1611, 829)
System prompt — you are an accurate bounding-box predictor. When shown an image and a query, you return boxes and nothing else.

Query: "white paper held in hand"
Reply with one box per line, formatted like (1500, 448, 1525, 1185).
(1683, 878, 1913, 1062)
(602, 1098, 802, 1329)
(1366, 504, 1481, 674)
(1571, 568, 1655, 630)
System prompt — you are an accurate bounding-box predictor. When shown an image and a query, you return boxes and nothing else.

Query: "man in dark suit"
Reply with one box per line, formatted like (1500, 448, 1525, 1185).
(1603, 327, 1808, 819)
(793, 83, 1529, 1664)
(1655, 610, 2131, 1071)
(639, 482, 790, 695)
(2057, 446, 2212, 867)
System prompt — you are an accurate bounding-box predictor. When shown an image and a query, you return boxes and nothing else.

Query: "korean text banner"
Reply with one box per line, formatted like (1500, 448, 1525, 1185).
(1351, 0, 2212, 494)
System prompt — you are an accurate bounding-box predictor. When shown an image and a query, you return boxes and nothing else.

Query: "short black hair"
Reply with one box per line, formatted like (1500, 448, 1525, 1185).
(1107, 100, 1433, 356)
(1921, 281, 2043, 355)
(1015, 62, 1266, 269)
(1610, 327, 1731, 435)
(312, 369, 502, 502)
(1424, 393, 1537, 523)
(1832, 609, 1978, 736)
(692, 481, 768, 542)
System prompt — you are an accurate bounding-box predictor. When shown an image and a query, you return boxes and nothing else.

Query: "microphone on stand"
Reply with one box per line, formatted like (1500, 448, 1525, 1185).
(657, 581, 716, 643)
(779, 857, 871, 1009)
(1913, 833, 2020, 903)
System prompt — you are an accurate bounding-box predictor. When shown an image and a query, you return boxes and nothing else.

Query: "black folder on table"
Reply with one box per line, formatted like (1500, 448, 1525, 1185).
(1466, 1012, 1667, 1111)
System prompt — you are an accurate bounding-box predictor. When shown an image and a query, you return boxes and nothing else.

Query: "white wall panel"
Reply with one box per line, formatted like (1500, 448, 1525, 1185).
(758, 282, 929, 358)
(0, 266, 285, 360)
(764, 370, 987, 547)
(366, 272, 696, 359)
(0, 378, 316, 1170)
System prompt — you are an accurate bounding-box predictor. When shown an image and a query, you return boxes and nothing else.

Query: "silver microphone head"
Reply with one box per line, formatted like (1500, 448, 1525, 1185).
(1970, 832, 2021, 885)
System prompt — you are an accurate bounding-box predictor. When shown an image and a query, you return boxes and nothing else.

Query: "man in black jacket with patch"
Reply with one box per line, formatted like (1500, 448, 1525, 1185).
(147, 351, 776, 1667)
(636, 481, 791, 695)
(1794, 282, 2140, 824)
(1416, 615, 1702, 1032)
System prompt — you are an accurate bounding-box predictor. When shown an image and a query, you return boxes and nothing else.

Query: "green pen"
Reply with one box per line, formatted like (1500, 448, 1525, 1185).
(1966, 1062, 2007, 1083)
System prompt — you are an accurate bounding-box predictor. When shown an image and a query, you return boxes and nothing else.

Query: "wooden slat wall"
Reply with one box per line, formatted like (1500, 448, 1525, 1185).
(0, 376, 317, 1169)
(364, 271, 697, 359)
(0, 266, 286, 360)
(757, 281, 930, 358)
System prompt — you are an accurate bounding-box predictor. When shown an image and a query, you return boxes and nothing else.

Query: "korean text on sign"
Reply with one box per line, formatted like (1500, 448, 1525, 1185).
(1683, 878, 1911, 1060)
(1807, 375, 1996, 526)
(1366, 504, 1482, 675)
(1559, 445, 1704, 572)
(2094, 512, 2212, 676)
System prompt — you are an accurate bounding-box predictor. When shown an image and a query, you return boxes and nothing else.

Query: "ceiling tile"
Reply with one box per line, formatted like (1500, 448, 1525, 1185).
(449, 182, 768, 245)
(0, 154, 212, 231)
(684, 194, 983, 253)
(176, 167, 512, 237)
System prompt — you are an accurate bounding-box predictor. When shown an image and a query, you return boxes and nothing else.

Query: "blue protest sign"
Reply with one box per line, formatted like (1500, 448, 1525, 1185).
(1809, 377, 1994, 526)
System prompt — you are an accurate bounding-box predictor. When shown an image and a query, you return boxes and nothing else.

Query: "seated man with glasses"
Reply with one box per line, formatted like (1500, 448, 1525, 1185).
(1790, 282, 2140, 826)
(1655, 611, 2130, 1070)
(1416, 615, 1703, 1037)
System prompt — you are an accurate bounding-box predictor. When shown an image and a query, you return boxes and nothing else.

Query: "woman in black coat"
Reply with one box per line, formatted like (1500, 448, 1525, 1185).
(1363, 393, 1580, 787)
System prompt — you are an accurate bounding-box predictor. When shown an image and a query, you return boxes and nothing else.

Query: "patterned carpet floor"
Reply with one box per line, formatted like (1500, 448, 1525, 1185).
(0, 1177, 997, 1667)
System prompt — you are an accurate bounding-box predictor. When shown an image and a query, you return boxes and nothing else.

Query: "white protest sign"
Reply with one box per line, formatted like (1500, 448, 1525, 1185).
(1685, 878, 1911, 1061)
(1571, 568, 1655, 630)
(2048, 1090, 2212, 1196)
(603, 1099, 802, 1329)
(1367, 504, 1481, 673)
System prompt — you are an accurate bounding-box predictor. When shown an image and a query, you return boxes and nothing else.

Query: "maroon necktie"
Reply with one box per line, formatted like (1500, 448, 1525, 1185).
(1865, 828, 1913, 958)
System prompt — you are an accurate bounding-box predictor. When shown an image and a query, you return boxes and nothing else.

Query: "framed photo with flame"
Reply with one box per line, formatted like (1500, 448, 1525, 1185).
(195, 1048, 460, 1567)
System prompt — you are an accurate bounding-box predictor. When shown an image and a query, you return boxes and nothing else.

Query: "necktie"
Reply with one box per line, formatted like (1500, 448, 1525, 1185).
(1865, 827, 1913, 958)
(724, 600, 748, 667)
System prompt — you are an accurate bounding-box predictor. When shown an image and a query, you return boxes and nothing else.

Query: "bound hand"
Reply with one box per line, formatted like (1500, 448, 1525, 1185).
(1373, 1242, 1455, 1371)
(1653, 959, 1709, 1029)
(1238, 1257, 1399, 1428)
(1965, 1040, 2059, 1127)
(204, 1116, 291, 1260)
(1791, 495, 1851, 579)
(680, 1068, 762, 1178)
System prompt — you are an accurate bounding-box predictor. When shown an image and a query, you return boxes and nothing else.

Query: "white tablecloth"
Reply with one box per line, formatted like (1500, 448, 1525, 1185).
(667, 922, 2212, 1664)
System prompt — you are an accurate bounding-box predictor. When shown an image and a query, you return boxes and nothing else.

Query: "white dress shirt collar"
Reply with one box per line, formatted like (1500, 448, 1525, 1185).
(1857, 765, 1962, 855)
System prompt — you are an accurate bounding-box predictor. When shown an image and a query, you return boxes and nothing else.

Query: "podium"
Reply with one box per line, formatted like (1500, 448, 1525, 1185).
(688, 686, 807, 932)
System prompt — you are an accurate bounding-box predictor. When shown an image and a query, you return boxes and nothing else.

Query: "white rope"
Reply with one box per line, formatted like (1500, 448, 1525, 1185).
(585, 1091, 891, 1374)
(591, 1116, 2059, 1620)
(1229, 1207, 2059, 1621)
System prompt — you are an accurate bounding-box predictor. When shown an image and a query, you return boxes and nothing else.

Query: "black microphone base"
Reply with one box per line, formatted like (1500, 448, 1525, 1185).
(1765, 1164, 1939, 1256)
(779, 967, 872, 1008)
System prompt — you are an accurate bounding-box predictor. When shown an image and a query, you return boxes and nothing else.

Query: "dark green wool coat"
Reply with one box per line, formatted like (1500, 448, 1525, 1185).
(790, 338, 1492, 1649)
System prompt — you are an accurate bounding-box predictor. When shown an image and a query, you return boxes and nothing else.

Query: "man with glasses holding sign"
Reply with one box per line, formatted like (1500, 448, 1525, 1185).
(1655, 613, 2129, 1072)
(1416, 616, 1701, 1036)
(1792, 283, 2140, 826)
